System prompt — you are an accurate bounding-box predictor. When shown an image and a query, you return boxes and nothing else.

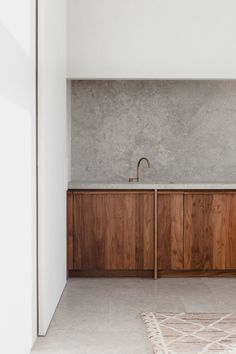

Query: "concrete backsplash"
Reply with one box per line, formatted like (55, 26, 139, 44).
(71, 80, 236, 183)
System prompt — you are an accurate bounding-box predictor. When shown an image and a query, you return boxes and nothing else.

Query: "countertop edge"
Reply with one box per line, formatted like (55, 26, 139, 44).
(68, 182, 236, 190)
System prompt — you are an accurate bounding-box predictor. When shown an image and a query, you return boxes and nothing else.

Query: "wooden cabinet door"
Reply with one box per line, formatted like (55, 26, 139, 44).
(157, 192, 184, 270)
(67, 192, 74, 271)
(184, 193, 236, 270)
(72, 191, 154, 271)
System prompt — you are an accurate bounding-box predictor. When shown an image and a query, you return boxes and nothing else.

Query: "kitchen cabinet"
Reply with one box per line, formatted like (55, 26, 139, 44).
(67, 189, 236, 277)
(184, 192, 236, 270)
(67, 191, 155, 276)
(157, 192, 184, 270)
(67, 191, 74, 272)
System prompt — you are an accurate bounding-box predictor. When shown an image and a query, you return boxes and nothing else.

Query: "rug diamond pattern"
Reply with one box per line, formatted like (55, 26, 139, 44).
(141, 312, 236, 354)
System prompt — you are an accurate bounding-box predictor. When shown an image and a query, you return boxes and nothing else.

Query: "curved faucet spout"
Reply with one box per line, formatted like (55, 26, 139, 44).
(137, 157, 151, 181)
(137, 157, 151, 169)
(129, 157, 151, 182)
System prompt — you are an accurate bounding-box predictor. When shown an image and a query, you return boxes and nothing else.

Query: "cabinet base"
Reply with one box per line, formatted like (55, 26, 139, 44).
(158, 270, 236, 277)
(68, 270, 154, 277)
(68, 269, 236, 278)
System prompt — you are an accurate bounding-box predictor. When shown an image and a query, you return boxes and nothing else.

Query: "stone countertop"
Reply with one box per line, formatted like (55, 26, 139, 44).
(68, 182, 236, 190)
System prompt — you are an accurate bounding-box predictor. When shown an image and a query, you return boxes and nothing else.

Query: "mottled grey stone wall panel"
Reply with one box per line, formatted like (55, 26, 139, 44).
(71, 81, 236, 183)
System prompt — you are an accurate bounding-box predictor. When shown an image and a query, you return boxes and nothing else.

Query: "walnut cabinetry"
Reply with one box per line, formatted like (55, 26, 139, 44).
(157, 192, 184, 270)
(67, 190, 236, 277)
(67, 191, 155, 276)
(184, 192, 236, 270)
(157, 191, 236, 275)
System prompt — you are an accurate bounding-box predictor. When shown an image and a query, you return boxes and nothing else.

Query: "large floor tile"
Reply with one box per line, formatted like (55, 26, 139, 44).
(32, 278, 236, 354)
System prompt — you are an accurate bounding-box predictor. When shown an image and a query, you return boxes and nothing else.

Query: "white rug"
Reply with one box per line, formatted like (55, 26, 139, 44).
(141, 312, 236, 354)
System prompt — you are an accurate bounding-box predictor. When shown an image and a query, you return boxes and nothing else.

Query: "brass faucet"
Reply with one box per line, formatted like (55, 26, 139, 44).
(129, 157, 151, 182)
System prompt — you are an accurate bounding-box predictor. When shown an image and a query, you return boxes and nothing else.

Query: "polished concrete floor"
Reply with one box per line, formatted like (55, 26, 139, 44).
(32, 278, 236, 354)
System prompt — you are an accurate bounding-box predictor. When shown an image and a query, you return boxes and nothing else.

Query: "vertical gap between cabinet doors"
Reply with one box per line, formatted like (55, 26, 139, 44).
(154, 189, 158, 279)
(72, 192, 75, 271)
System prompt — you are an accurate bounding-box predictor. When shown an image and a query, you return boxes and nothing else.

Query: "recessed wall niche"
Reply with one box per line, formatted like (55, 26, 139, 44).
(70, 80, 236, 183)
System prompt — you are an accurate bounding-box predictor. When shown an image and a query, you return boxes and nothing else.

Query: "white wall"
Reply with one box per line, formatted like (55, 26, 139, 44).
(38, 0, 67, 335)
(0, 0, 37, 353)
(67, 80, 71, 182)
(67, 0, 236, 79)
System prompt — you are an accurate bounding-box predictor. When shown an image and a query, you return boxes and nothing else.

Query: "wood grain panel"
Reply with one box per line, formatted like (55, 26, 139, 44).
(143, 193, 155, 269)
(184, 193, 236, 270)
(225, 194, 236, 269)
(73, 192, 154, 271)
(184, 194, 214, 270)
(104, 194, 125, 269)
(73, 193, 104, 270)
(67, 192, 74, 271)
(123, 194, 136, 269)
(212, 194, 229, 269)
(154, 190, 158, 279)
(157, 193, 184, 270)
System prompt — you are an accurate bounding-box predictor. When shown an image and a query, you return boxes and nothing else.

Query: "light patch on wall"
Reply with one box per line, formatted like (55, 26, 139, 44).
(0, 0, 31, 54)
